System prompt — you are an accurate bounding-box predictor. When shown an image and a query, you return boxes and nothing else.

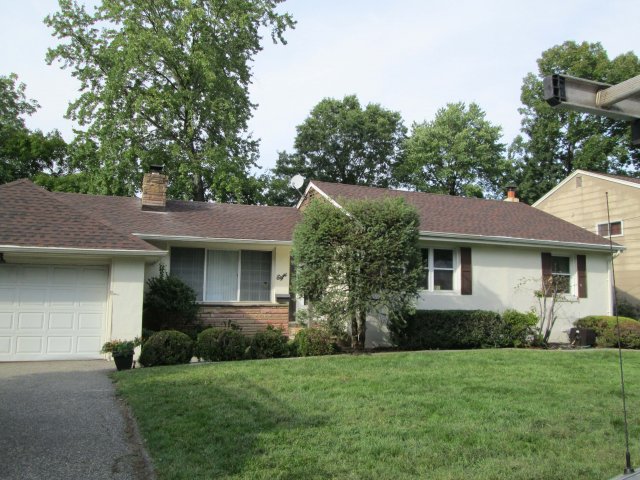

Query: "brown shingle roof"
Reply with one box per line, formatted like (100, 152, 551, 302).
(310, 180, 614, 248)
(0, 180, 300, 252)
(0, 180, 158, 251)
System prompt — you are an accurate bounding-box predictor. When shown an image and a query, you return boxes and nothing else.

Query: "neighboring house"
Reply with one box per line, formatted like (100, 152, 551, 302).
(533, 169, 640, 310)
(0, 172, 298, 361)
(298, 181, 621, 346)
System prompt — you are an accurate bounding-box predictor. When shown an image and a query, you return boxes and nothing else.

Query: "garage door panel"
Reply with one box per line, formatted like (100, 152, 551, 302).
(0, 312, 13, 329)
(16, 336, 43, 354)
(77, 336, 101, 354)
(49, 312, 75, 330)
(18, 312, 45, 329)
(19, 288, 47, 305)
(0, 265, 108, 360)
(47, 336, 73, 354)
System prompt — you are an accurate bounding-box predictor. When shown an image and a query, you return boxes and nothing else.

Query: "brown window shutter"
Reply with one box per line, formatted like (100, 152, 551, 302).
(541, 252, 552, 297)
(460, 247, 472, 295)
(577, 254, 587, 298)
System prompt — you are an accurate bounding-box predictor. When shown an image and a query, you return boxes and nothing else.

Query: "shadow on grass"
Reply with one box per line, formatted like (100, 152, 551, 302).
(122, 368, 330, 479)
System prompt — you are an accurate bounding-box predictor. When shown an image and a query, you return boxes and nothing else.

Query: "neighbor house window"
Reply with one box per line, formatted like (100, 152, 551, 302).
(597, 221, 622, 237)
(170, 247, 272, 302)
(551, 255, 571, 294)
(420, 248, 454, 291)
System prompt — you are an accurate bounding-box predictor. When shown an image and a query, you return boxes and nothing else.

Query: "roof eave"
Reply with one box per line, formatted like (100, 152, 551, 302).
(418, 231, 623, 252)
(0, 245, 167, 256)
(133, 233, 292, 245)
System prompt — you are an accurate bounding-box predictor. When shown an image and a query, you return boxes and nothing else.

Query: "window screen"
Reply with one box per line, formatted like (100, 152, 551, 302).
(433, 249, 453, 291)
(206, 250, 239, 301)
(551, 256, 570, 294)
(170, 247, 205, 301)
(240, 251, 271, 301)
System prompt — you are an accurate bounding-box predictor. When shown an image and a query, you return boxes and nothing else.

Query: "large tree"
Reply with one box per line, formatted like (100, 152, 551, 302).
(293, 197, 422, 350)
(45, 0, 294, 201)
(512, 41, 640, 204)
(272, 94, 407, 202)
(396, 102, 508, 198)
(0, 73, 68, 185)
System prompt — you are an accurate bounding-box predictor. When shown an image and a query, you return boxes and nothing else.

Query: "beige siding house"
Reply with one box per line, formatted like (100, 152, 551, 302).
(533, 169, 640, 308)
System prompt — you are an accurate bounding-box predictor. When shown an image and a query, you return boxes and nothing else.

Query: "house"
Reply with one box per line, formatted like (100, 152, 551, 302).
(533, 169, 640, 311)
(298, 181, 622, 346)
(0, 172, 621, 361)
(0, 171, 298, 361)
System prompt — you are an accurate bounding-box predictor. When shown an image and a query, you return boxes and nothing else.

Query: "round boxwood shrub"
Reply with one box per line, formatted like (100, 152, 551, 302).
(293, 327, 334, 357)
(248, 326, 289, 359)
(196, 327, 248, 361)
(138, 330, 194, 367)
(576, 315, 640, 348)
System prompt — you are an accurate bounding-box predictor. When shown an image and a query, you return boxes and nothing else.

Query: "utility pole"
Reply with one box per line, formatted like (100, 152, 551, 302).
(543, 74, 640, 145)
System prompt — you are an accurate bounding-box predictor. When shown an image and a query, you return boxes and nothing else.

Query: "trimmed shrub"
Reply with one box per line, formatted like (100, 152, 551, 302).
(196, 327, 248, 362)
(143, 265, 201, 333)
(248, 326, 289, 359)
(502, 309, 538, 347)
(139, 330, 194, 367)
(390, 310, 505, 350)
(292, 327, 334, 356)
(576, 316, 640, 348)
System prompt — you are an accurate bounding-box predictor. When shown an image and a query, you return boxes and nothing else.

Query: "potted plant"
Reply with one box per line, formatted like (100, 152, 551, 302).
(101, 338, 141, 371)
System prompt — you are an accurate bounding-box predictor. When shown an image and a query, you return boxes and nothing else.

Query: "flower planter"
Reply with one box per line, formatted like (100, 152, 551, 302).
(113, 354, 134, 371)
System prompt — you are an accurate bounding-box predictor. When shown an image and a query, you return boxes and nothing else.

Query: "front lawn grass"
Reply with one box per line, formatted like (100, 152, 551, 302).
(114, 349, 640, 479)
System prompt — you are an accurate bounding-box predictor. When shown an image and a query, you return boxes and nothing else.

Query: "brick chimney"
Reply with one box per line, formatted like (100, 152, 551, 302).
(504, 183, 519, 203)
(141, 165, 168, 211)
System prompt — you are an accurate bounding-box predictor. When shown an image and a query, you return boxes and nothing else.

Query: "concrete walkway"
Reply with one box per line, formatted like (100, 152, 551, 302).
(0, 361, 154, 480)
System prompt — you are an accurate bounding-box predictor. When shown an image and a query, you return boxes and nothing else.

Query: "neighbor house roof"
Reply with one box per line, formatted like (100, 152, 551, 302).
(0, 179, 300, 254)
(533, 169, 640, 206)
(306, 180, 618, 251)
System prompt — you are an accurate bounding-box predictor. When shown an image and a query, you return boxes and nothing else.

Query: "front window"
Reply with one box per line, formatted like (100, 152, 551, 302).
(420, 248, 454, 291)
(597, 221, 622, 237)
(551, 255, 571, 294)
(170, 247, 272, 302)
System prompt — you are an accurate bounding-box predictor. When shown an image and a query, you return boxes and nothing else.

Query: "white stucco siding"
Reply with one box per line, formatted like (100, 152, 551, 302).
(109, 258, 146, 342)
(366, 244, 613, 347)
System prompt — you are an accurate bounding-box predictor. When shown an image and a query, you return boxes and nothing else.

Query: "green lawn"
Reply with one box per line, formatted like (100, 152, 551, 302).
(113, 350, 640, 479)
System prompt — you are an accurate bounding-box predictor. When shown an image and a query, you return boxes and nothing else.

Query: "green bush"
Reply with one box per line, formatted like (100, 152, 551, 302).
(502, 309, 538, 347)
(292, 327, 334, 356)
(196, 327, 248, 362)
(390, 310, 505, 350)
(139, 330, 194, 367)
(143, 265, 201, 333)
(248, 326, 289, 359)
(575, 316, 640, 348)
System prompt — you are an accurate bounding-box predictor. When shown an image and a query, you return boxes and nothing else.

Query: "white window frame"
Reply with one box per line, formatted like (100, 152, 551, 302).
(419, 247, 458, 294)
(596, 220, 624, 238)
(171, 246, 275, 304)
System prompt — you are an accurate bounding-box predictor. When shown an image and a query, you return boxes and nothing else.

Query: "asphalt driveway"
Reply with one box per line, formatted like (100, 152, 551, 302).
(0, 361, 154, 480)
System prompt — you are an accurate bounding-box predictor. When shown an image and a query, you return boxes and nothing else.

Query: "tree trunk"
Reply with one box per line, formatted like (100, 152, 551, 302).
(350, 311, 359, 349)
(193, 175, 206, 202)
(355, 309, 366, 350)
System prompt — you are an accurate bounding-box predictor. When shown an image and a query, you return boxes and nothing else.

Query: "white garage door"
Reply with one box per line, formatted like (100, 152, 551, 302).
(0, 264, 108, 361)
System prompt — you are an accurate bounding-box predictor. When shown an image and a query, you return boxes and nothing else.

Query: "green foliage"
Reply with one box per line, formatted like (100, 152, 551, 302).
(502, 309, 538, 347)
(575, 315, 640, 348)
(138, 330, 194, 367)
(293, 197, 421, 349)
(512, 41, 640, 204)
(196, 327, 248, 362)
(247, 326, 289, 359)
(100, 337, 141, 357)
(0, 73, 38, 129)
(273, 95, 407, 193)
(143, 265, 200, 333)
(616, 300, 639, 320)
(390, 310, 509, 349)
(45, 0, 294, 201)
(396, 102, 508, 198)
(292, 326, 334, 356)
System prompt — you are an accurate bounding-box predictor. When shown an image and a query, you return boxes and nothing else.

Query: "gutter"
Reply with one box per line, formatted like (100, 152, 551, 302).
(133, 234, 292, 245)
(0, 245, 167, 257)
(418, 231, 624, 252)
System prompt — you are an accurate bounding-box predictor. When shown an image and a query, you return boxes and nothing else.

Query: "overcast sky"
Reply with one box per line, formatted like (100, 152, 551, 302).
(1, 0, 637, 172)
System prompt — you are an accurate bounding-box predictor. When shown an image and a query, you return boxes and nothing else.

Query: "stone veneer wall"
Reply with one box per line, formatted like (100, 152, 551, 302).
(198, 305, 289, 336)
